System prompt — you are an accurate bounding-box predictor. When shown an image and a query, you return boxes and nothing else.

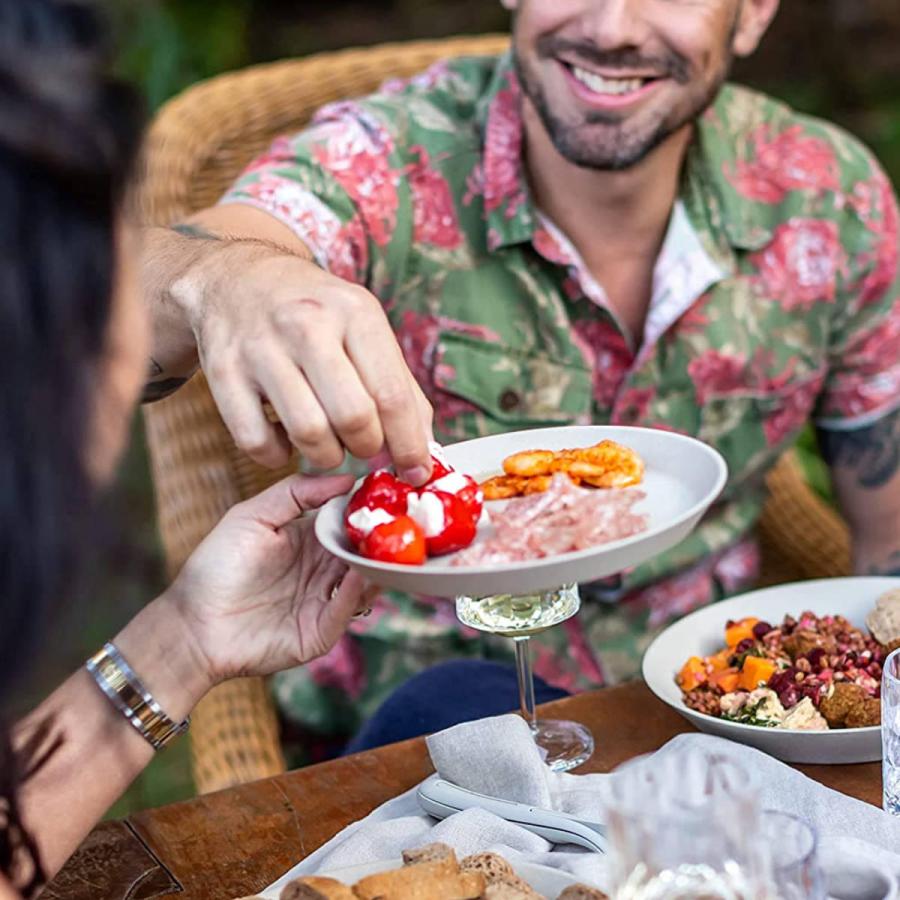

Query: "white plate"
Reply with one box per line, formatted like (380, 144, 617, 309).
(315, 425, 727, 598)
(642, 576, 899, 764)
(260, 858, 584, 898)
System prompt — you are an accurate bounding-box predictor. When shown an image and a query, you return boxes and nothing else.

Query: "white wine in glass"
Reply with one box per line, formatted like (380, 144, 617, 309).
(456, 583, 594, 771)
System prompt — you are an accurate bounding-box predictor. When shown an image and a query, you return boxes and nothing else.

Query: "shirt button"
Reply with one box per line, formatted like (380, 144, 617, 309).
(499, 389, 521, 412)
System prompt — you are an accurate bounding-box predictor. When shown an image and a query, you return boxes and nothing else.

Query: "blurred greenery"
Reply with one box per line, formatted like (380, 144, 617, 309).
(105, 1, 254, 109)
(51, 0, 897, 816)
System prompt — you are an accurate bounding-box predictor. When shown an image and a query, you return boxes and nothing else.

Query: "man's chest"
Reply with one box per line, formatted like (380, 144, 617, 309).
(382, 249, 833, 487)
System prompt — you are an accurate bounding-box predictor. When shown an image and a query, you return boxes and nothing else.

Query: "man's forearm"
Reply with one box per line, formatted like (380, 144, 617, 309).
(140, 214, 315, 404)
(140, 223, 225, 402)
(818, 410, 900, 575)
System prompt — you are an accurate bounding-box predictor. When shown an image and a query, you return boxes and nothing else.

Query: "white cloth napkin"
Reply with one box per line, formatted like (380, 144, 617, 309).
(263, 715, 900, 897)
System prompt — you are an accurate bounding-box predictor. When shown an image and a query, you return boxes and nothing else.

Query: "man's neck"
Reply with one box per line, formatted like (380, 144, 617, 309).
(522, 103, 695, 342)
(523, 103, 692, 260)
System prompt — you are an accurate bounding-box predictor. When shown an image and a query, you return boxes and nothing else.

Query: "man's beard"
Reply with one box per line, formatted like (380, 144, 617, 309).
(513, 38, 732, 172)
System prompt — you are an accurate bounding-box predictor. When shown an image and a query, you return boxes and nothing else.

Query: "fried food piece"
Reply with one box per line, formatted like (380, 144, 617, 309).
(521, 475, 554, 494)
(481, 475, 529, 500)
(846, 697, 881, 729)
(819, 682, 861, 727)
(481, 473, 561, 498)
(819, 682, 879, 729)
(502, 449, 557, 477)
(783, 629, 837, 660)
(563, 441, 644, 488)
(487, 440, 643, 499)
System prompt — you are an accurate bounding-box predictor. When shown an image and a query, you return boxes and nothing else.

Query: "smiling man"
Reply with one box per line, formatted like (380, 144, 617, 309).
(143, 0, 900, 736)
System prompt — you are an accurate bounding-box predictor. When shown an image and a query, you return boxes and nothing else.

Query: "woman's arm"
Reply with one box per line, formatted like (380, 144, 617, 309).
(13, 593, 208, 875)
(12, 474, 368, 881)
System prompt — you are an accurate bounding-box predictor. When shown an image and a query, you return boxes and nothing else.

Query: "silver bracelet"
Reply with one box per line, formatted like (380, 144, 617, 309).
(86, 642, 190, 751)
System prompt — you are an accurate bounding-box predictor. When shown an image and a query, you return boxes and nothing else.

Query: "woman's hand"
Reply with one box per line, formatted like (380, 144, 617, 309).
(162, 474, 371, 689)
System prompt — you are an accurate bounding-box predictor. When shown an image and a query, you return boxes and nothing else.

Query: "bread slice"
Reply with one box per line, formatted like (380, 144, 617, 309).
(556, 885, 609, 900)
(280, 875, 356, 899)
(401, 842, 458, 874)
(482, 874, 542, 899)
(460, 852, 514, 884)
(280, 880, 325, 900)
(353, 865, 484, 900)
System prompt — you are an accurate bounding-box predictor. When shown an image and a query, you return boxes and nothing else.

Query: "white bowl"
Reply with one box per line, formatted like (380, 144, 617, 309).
(642, 577, 899, 764)
(315, 425, 727, 598)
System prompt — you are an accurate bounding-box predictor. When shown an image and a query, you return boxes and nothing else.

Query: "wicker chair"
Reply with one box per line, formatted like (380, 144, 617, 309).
(138, 35, 851, 795)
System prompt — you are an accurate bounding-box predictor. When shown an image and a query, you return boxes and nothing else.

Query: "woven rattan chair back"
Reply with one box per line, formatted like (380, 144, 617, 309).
(138, 35, 849, 794)
(139, 35, 507, 793)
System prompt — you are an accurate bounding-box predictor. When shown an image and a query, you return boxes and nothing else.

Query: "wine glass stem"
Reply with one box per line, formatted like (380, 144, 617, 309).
(513, 636, 538, 732)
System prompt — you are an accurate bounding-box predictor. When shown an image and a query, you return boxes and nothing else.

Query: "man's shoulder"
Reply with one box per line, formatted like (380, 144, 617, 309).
(709, 83, 888, 203)
(309, 54, 502, 159)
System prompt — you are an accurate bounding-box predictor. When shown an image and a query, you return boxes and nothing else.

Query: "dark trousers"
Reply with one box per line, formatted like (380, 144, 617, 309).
(344, 659, 570, 755)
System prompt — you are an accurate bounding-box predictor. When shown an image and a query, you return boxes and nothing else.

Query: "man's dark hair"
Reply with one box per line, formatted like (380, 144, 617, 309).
(0, 0, 143, 891)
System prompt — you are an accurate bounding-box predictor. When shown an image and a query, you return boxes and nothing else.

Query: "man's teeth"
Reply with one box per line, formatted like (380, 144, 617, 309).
(571, 66, 645, 96)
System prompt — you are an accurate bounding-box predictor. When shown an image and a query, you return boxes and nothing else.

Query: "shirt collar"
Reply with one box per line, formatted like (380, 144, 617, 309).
(476, 58, 776, 260)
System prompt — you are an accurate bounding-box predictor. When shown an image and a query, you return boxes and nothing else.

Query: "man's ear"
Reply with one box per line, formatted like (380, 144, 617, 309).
(732, 0, 780, 57)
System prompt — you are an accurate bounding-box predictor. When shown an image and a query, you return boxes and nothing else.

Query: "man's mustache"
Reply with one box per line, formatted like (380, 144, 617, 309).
(536, 36, 691, 85)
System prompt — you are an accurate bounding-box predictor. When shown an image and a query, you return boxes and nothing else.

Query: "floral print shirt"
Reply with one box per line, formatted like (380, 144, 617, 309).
(222, 53, 900, 736)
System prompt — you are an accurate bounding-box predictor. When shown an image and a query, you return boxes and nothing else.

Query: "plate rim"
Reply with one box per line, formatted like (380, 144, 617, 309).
(642, 575, 900, 739)
(315, 425, 728, 578)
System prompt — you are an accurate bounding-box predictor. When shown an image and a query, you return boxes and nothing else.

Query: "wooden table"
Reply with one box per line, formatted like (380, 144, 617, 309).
(44, 682, 882, 900)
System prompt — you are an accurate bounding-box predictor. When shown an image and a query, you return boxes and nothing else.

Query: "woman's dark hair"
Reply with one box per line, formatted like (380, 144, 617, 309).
(0, 0, 143, 891)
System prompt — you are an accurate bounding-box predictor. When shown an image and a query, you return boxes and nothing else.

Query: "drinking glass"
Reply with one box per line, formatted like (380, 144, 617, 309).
(455, 583, 594, 771)
(607, 751, 771, 899)
(758, 811, 824, 900)
(883, 647, 900, 816)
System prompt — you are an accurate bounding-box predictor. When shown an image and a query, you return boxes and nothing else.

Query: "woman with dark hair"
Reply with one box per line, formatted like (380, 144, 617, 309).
(0, 2, 371, 895)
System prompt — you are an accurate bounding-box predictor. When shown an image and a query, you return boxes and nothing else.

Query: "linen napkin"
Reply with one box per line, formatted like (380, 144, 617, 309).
(262, 715, 900, 897)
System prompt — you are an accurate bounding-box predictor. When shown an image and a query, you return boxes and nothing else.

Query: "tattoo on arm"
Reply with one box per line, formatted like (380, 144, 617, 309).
(173, 220, 314, 263)
(142, 356, 189, 404)
(866, 550, 900, 577)
(817, 409, 900, 489)
(171, 222, 223, 241)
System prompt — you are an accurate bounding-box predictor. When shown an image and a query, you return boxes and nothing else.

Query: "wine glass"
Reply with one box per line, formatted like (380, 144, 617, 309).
(455, 583, 594, 771)
(758, 811, 824, 900)
(607, 752, 771, 899)
(883, 647, 900, 816)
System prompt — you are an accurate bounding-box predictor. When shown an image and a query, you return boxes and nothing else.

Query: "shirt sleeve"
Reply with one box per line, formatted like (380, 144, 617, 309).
(219, 103, 407, 287)
(814, 163, 900, 430)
